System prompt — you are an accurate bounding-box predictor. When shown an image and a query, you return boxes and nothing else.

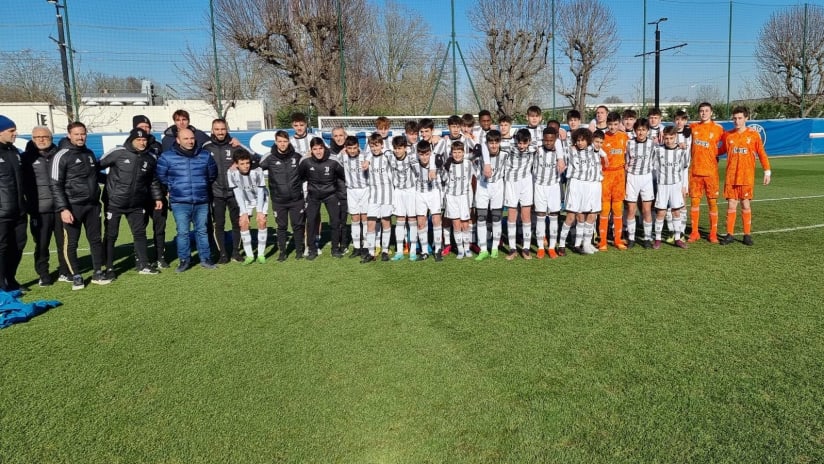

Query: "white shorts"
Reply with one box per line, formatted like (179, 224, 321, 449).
(445, 193, 471, 220)
(242, 200, 269, 216)
(393, 188, 416, 217)
(626, 172, 654, 202)
(416, 190, 443, 216)
(475, 180, 504, 210)
(654, 183, 685, 210)
(504, 176, 534, 207)
(367, 203, 393, 218)
(566, 179, 602, 213)
(534, 183, 562, 214)
(347, 187, 369, 215)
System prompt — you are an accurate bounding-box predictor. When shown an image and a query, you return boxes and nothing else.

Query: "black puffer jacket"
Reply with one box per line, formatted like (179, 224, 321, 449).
(21, 140, 57, 214)
(0, 141, 25, 219)
(259, 144, 303, 204)
(99, 132, 163, 210)
(49, 138, 101, 212)
(297, 149, 345, 200)
(203, 135, 236, 199)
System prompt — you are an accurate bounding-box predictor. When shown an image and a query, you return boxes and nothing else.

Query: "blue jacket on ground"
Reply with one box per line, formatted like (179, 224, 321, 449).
(156, 143, 217, 205)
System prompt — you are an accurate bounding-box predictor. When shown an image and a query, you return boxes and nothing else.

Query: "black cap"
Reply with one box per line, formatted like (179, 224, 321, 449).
(129, 128, 149, 140)
(132, 115, 151, 128)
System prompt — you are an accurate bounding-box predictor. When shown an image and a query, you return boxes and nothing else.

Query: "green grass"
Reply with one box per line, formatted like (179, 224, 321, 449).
(1, 156, 823, 463)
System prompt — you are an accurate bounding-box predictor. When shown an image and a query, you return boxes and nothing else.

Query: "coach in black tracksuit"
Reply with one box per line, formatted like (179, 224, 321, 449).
(259, 130, 305, 261)
(21, 127, 68, 285)
(133, 115, 168, 267)
(50, 122, 108, 286)
(100, 128, 163, 276)
(298, 139, 346, 260)
(0, 116, 27, 292)
(203, 120, 244, 263)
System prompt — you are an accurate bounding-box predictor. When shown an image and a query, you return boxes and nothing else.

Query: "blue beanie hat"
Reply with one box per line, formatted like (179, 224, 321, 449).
(0, 115, 15, 132)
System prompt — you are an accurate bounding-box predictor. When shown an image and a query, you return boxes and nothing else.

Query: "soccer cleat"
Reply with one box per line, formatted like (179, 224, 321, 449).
(653, 240, 662, 250)
(381, 252, 390, 262)
(294, 252, 304, 261)
(742, 234, 754, 246)
(157, 258, 170, 269)
(360, 253, 375, 263)
(331, 249, 344, 258)
(434, 250, 443, 262)
(490, 249, 499, 259)
(719, 234, 735, 245)
(232, 253, 244, 263)
(442, 244, 452, 256)
(243, 256, 255, 265)
(257, 255, 267, 264)
(469, 243, 481, 254)
(475, 250, 490, 261)
(104, 269, 117, 282)
(709, 234, 719, 244)
(522, 250, 532, 260)
(674, 239, 688, 249)
(217, 255, 230, 265)
(277, 253, 288, 262)
(615, 242, 628, 250)
(687, 234, 701, 243)
(505, 250, 518, 261)
(418, 253, 429, 261)
(597, 243, 608, 252)
(38, 275, 53, 287)
(456, 252, 465, 260)
(91, 271, 112, 285)
(58, 274, 72, 283)
(349, 248, 361, 259)
(536, 248, 545, 259)
(665, 236, 675, 245)
(626, 240, 635, 249)
(409, 254, 418, 262)
(392, 253, 405, 261)
(556, 247, 566, 257)
(306, 251, 318, 261)
(200, 261, 218, 270)
(548, 248, 558, 259)
(465, 250, 473, 258)
(71, 275, 85, 291)
(641, 240, 653, 249)
(175, 260, 190, 273)
(138, 266, 159, 275)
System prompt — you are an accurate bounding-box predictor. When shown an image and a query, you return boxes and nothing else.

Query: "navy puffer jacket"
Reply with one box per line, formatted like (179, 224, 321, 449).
(156, 143, 217, 204)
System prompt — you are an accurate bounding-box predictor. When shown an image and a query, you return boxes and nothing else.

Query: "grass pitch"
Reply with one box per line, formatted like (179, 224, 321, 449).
(1, 156, 823, 463)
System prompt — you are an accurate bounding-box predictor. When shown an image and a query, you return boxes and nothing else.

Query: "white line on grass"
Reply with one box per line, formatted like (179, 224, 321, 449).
(751, 224, 824, 235)
(719, 194, 824, 205)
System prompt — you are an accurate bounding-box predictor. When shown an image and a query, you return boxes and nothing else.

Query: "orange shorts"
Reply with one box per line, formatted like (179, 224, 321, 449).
(601, 169, 626, 202)
(690, 175, 719, 200)
(724, 184, 754, 200)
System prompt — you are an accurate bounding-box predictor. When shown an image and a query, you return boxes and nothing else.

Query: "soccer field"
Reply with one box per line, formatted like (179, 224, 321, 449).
(1, 156, 823, 463)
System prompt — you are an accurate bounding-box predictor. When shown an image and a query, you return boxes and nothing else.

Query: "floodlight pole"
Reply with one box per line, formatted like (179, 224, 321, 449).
(635, 18, 686, 110)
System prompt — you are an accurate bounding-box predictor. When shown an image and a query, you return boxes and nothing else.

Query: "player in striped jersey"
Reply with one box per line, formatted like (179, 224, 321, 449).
(503, 128, 536, 260)
(412, 141, 443, 261)
(666, 110, 692, 242)
(599, 112, 629, 251)
(498, 115, 515, 152)
(533, 127, 566, 259)
(442, 141, 475, 259)
(434, 115, 472, 255)
(475, 110, 494, 146)
(525, 106, 543, 148)
(651, 127, 690, 249)
(228, 149, 269, 264)
(622, 109, 637, 141)
(289, 112, 311, 157)
(624, 118, 657, 248)
(588, 105, 609, 133)
(387, 136, 419, 261)
(340, 136, 369, 257)
(475, 130, 507, 260)
(647, 108, 665, 145)
(417, 118, 442, 149)
(361, 133, 394, 263)
(557, 128, 607, 256)
(375, 116, 393, 152)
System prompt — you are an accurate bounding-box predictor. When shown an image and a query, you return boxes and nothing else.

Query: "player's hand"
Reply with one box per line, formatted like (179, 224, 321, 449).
(763, 173, 771, 185)
(361, 161, 369, 171)
(682, 186, 689, 196)
(60, 209, 74, 224)
(483, 164, 492, 178)
(256, 212, 267, 224)
(155, 200, 163, 210)
(239, 214, 250, 229)
(229, 162, 237, 171)
(557, 159, 566, 173)
(428, 170, 437, 181)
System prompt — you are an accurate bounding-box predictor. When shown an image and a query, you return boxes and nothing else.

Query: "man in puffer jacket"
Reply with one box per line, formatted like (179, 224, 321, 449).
(99, 128, 164, 278)
(21, 126, 68, 286)
(156, 128, 218, 272)
(0, 115, 28, 292)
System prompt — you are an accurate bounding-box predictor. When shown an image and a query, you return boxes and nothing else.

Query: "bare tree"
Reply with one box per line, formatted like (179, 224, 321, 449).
(557, 0, 618, 112)
(468, 0, 551, 117)
(0, 50, 62, 104)
(694, 85, 722, 105)
(215, 0, 371, 116)
(756, 5, 824, 117)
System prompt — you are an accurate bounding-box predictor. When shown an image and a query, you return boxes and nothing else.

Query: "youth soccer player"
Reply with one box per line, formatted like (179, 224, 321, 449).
(588, 105, 609, 132)
(599, 112, 628, 251)
(298, 138, 346, 260)
(651, 126, 690, 249)
(412, 141, 444, 261)
(622, 109, 637, 141)
(475, 130, 508, 260)
(442, 141, 474, 259)
(647, 108, 665, 145)
(503, 128, 536, 260)
(434, 115, 468, 255)
(362, 133, 394, 262)
(387, 135, 419, 260)
(418, 118, 442, 147)
(259, 130, 305, 261)
(228, 149, 269, 263)
(688, 102, 726, 243)
(720, 106, 772, 246)
(533, 126, 566, 259)
(289, 112, 311, 156)
(667, 110, 692, 242)
(624, 118, 657, 248)
(498, 115, 515, 152)
(557, 128, 607, 255)
(340, 136, 369, 257)
(525, 105, 543, 147)
(375, 116, 392, 151)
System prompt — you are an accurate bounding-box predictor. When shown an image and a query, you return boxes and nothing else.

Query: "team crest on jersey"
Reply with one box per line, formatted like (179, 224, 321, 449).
(749, 124, 767, 145)
(324, 166, 330, 174)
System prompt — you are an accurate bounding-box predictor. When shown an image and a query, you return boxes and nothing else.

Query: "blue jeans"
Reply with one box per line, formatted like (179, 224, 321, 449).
(171, 202, 210, 263)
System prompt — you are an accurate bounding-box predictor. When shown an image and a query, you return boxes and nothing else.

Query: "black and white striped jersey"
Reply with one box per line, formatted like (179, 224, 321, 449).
(533, 145, 563, 186)
(442, 158, 473, 196)
(653, 146, 691, 186)
(676, 129, 692, 153)
(366, 151, 393, 204)
(289, 134, 312, 157)
(413, 161, 442, 194)
(503, 146, 535, 182)
(524, 125, 542, 148)
(387, 153, 417, 190)
(625, 138, 657, 175)
(567, 146, 604, 182)
(649, 124, 664, 145)
(228, 167, 267, 215)
(479, 144, 508, 183)
(433, 135, 468, 170)
(339, 151, 369, 190)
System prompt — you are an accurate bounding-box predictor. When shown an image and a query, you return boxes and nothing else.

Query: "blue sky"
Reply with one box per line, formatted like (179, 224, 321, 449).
(0, 0, 819, 110)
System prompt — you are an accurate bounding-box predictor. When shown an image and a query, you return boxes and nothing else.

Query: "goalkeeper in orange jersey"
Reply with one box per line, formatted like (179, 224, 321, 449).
(720, 106, 771, 246)
(598, 112, 628, 251)
(687, 102, 726, 243)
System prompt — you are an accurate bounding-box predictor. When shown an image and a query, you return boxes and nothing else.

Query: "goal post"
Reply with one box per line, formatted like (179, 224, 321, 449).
(317, 115, 456, 135)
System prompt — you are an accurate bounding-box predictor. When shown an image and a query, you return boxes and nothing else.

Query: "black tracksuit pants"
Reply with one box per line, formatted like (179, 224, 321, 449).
(62, 203, 105, 276)
(211, 196, 241, 259)
(105, 206, 149, 269)
(0, 216, 27, 290)
(306, 194, 341, 253)
(30, 211, 68, 279)
(273, 199, 305, 255)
